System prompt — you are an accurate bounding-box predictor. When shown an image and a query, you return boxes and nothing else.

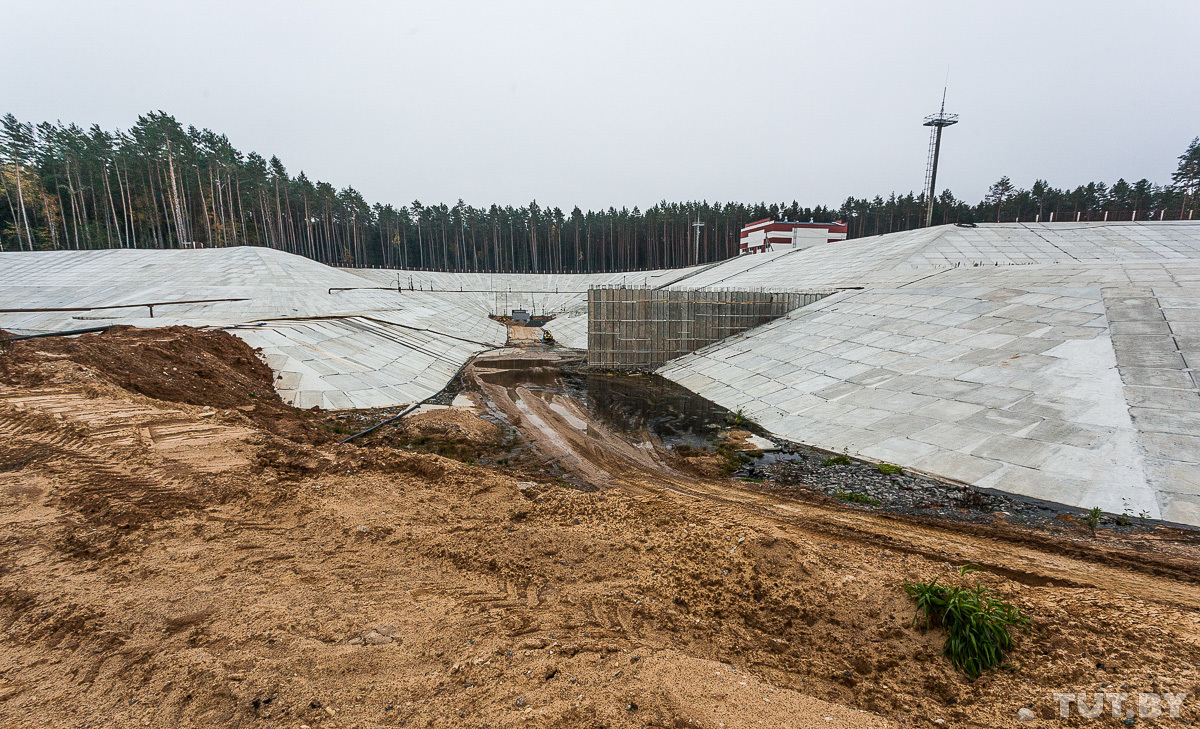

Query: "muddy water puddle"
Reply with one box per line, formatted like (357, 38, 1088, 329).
(475, 355, 737, 450)
(476, 363, 562, 391)
(465, 353, 746, 488)
(567, 371, 739, 449)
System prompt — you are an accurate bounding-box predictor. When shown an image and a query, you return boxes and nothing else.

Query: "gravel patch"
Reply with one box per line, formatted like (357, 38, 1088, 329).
(734, 439, 1156, 532)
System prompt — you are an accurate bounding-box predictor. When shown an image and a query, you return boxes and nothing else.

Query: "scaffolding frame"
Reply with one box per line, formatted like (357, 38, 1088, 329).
(587, 286, 833, 370)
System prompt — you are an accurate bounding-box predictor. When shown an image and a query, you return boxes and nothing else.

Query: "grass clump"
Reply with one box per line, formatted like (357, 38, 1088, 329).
(877, 462, 903, 475)
(713, 444, 750, 474)
(903, 568, 1029, 679)
(822, 453, 852, 467)
(725, 407, 751, 427)
(834, 491, 879, 506)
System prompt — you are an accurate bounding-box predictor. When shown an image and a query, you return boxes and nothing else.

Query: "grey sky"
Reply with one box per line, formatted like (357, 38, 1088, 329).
(6, 0, 1198, 211)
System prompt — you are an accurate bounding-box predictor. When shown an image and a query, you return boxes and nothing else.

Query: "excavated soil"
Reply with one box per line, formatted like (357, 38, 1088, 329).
(371, 405, 514, 463)
(0, 330, 1198, 729)
(395, 406, 503, 447)
(0, 327, 332, 444)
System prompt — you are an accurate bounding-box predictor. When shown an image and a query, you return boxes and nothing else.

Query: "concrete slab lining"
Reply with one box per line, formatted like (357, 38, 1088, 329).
(5, 221, 1200, 524)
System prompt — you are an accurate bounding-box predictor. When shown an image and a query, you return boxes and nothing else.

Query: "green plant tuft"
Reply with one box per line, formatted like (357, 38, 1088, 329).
(834, 491, 879, 506)
(726, 407, 750, 427)
(877, 463, 903, 475)
(1084, 507, 1103, 537)
(903, 575, 1029, 679)
(822, 454, 852, 467)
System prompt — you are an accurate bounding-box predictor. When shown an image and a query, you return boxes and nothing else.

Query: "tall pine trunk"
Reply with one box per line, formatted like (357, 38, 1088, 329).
(12, 163, 34, 250)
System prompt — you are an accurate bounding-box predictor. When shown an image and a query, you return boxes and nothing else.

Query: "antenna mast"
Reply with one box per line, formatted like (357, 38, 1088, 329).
(922, 87, 958, 228)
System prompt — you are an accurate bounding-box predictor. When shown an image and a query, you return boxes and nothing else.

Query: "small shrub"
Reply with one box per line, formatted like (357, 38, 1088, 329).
(834, 491, 879, 506)
(822, 453, 852, 467)
(726, 407, 750, 427)
(903, 576, 1029, 679)
(877, 463, 903, 475)
(1084, 507, 1102, 537)
(713, 445, 747, 474)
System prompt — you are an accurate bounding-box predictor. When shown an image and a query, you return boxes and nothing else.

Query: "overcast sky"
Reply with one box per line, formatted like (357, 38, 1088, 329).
(6, 1, 1198, 211)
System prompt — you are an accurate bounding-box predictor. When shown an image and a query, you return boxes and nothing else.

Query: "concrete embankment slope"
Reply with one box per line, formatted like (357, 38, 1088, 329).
(0, 250, 703, 408)
(0, 247, 512, 409)
(4, 221, 1200, 524)
(656, 222, 1200, 525)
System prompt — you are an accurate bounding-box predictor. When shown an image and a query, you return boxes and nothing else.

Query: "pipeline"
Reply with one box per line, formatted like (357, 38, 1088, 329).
(0, 298, 248, 318)
(1, 325, 115, 343)
(337, 357, 477, 445)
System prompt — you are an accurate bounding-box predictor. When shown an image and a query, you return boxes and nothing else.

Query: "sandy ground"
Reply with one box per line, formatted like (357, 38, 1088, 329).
(0, 329, 1198, 728)
(505, 325, 545, 344)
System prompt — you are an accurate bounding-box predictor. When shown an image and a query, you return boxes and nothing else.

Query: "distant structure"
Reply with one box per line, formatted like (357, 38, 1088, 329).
(922, 89, 959, 228)
(738, 219, 847, 255)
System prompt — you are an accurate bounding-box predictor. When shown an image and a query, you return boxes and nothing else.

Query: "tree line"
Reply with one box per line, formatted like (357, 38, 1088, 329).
(1, 111, 1197, 271)
(844, 142, 1198, 239)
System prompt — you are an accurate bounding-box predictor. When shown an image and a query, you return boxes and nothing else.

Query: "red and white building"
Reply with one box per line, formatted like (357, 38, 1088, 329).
(738, 219, 848, 255)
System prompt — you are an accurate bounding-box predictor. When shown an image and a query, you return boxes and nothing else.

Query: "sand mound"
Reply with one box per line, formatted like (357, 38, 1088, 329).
(397, 406, 503, 446)
(0, 326, 330, 443)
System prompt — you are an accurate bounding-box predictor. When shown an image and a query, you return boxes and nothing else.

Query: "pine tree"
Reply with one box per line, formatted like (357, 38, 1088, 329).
(1173, 137, 1200, 215)
(986, 176, 1016, 222)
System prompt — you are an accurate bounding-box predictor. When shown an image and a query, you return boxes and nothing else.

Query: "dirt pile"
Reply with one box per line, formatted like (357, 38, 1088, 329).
(361, 405, 513, 463)
(396, 406, 503, 447)
(720, 429, 762, 453)
(669, 443, 737, 479)
(0, 326, 331, 443)
(0, 329, 1198, 728)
